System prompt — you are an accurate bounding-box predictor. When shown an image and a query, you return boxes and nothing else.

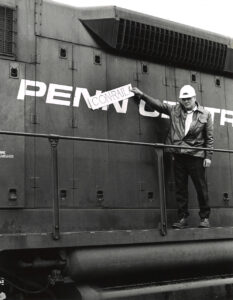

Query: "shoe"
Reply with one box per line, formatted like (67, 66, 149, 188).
(172, 217, 188, 229)
(199, 218, 210, 228)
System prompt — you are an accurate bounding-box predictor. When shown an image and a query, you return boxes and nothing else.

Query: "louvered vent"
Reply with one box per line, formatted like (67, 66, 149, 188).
(116, 19, 227, 72)
(0, 6, 14, 56)
(82, 16, 230, 74)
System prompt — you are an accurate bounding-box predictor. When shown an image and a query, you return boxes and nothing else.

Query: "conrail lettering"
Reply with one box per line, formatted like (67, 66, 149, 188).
(88, 84, 134, 110)
(17, 79, 233, 126)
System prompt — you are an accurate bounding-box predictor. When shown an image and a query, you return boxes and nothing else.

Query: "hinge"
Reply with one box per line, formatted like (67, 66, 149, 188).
(35, 0, 43, 36)
(30, 177, 40, 188)
(162, 76, 170, 86)
(139, 181, 145, 191)
(133, 72, 141, 82)
(70, 178, 78, 189)
(31, 113, 39, 124)
(71, 119, 78, 128)
(172, 78, 179, 88)
(69, 60, 78, 70)
(30, 53, 40, 64)
(198, 83, 203, 92)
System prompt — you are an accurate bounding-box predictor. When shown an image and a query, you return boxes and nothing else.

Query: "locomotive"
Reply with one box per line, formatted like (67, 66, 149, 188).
(1, 0, 233, 299)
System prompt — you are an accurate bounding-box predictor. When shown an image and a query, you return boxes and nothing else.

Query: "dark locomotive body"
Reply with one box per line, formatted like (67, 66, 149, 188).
(1, 0, 233, 299)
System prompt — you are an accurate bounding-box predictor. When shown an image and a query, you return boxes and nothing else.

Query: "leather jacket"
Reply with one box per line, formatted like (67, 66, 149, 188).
(150, 100, 214, 159)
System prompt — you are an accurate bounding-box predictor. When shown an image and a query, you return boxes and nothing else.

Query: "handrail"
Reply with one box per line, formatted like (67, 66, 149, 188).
(0, 129, 231, 153)
(0, 129, 231, 238)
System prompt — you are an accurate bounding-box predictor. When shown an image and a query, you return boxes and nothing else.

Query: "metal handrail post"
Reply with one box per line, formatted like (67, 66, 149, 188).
(49, 137, 60, 240)
(156, 147, 167, 236)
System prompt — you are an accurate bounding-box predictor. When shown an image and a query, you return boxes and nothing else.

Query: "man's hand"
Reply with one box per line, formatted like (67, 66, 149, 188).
(130, 87, 144, 98)
(130, 87, 144, 105)
(203, 158, 211, 168)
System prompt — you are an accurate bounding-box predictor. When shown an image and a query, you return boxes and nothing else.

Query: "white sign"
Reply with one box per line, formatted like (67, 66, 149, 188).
(88, 84, 134, 110)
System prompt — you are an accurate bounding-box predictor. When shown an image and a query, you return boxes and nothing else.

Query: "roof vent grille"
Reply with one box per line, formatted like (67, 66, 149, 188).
(116, 19, 227, 72)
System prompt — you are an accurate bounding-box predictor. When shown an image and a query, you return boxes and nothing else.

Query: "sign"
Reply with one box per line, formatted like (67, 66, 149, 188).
(88, 84, 134, 110)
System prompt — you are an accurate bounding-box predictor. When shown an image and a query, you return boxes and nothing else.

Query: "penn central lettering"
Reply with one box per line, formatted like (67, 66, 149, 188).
(17, 79, 233, 127)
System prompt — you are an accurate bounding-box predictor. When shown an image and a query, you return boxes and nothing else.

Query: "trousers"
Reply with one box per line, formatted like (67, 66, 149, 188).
(173, 154, 210, 219)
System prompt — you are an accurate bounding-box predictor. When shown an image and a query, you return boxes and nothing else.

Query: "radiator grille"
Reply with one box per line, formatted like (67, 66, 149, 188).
(116, 19, 227, 72)
(0, 6, 14, 56)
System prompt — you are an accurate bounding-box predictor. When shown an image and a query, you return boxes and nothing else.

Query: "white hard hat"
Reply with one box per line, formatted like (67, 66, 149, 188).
(179, 85, 196, 98)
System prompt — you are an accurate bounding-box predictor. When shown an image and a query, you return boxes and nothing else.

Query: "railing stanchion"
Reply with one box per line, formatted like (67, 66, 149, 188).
(49, 137, 60, 240)
(156, 147, 167, 236)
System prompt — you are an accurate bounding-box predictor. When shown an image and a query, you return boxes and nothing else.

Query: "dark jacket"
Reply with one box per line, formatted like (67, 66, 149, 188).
(150, 100, 214, 159)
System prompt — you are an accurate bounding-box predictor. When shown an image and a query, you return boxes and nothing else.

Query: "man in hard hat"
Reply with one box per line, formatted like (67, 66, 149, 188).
(131, 85, 213, 229)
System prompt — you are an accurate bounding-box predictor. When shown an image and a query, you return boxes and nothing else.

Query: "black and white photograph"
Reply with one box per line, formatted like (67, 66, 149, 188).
(0, 0, 233, 299)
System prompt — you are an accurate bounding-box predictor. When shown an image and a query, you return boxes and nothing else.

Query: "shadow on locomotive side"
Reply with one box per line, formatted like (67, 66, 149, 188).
(0, 0, 233, 299)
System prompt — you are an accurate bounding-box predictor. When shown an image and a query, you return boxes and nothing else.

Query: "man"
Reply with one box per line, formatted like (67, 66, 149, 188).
(131, 85, 213, 229)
